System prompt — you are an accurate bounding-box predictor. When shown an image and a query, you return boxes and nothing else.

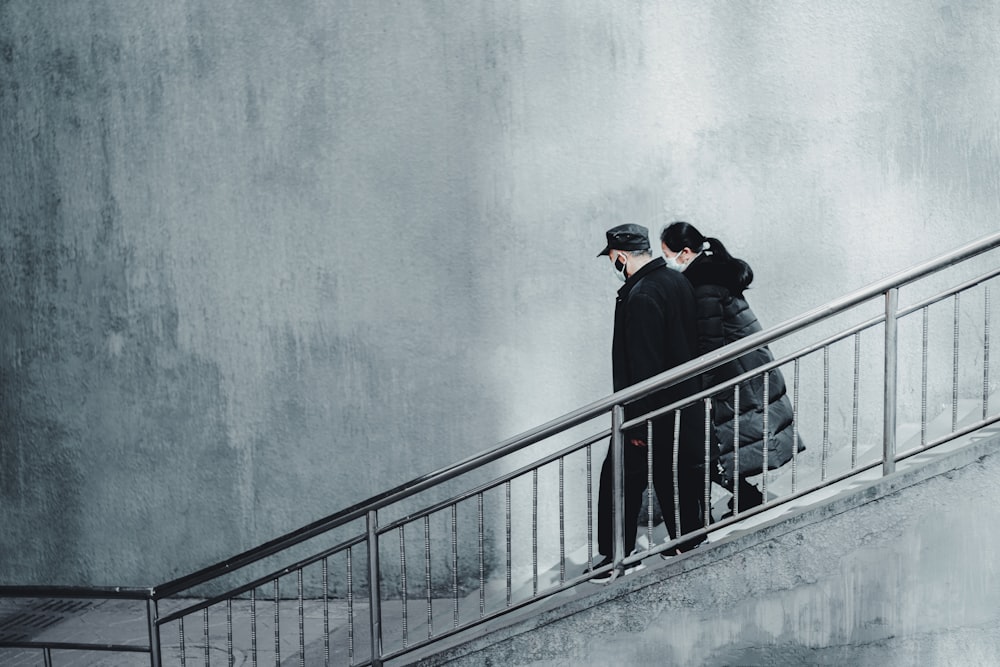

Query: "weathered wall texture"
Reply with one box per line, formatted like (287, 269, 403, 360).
(2, 2, 999, 587)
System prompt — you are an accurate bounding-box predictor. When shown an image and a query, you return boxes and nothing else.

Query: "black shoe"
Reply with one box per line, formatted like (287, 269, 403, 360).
(585, 555, 615, 582)
(725, 480, 765, 517)
(659, 536, 705, 559)
(585, 555, 645, 582)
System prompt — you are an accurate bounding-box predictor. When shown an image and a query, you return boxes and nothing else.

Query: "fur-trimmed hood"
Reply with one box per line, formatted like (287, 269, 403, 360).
(682, 253, 753, 296)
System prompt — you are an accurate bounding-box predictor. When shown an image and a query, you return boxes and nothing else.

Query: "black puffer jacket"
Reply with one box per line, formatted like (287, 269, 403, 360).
(682, 253, 803, 487)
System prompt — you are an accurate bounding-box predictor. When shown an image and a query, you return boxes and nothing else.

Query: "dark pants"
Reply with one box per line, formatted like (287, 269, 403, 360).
(597, 407, 706, 557)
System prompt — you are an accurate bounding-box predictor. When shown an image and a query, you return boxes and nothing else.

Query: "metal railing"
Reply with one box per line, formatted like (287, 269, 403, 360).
(0, 586, 157, 664)
(2, 230, 999, 666)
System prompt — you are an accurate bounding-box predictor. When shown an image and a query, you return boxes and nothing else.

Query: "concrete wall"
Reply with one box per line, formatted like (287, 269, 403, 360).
(2, 1, 999, 588)
(416, 435, 1000, 667)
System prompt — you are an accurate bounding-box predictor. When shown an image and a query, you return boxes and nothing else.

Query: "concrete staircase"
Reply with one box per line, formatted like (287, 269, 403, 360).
(397, 401, 1000, 666)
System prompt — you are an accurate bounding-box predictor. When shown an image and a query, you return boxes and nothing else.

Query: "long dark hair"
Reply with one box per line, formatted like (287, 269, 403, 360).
(660, 221, 754, 292)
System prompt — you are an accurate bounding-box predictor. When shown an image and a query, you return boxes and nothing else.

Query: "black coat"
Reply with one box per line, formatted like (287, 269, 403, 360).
(612, 257, 701, 445)
(682, 254, 803, 486)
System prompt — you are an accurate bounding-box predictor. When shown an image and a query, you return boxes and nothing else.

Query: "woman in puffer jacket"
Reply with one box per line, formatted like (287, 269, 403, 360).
(660, 221, 803, 515)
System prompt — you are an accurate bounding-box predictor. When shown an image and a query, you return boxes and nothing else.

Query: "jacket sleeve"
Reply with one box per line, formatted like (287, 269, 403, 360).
(621, 292, 669, 433)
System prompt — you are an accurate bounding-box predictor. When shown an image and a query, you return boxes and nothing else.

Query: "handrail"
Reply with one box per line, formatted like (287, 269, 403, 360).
(0, 584, 153, 599)
(613, 229, 1000, 410)
(624, 260, 1000, 431)
(0, 640, 151, 653)
(153, 229, 1000, 598)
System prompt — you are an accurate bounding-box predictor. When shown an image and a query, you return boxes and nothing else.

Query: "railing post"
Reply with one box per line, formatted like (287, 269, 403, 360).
(367, 509, 384, 667)
(147, 597, 162, 667)
(611, 404, 626, 573)
(883, 287, 899, 475)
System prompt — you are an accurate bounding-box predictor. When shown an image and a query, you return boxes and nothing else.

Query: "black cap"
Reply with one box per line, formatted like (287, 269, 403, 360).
(597, 223, 650, 256)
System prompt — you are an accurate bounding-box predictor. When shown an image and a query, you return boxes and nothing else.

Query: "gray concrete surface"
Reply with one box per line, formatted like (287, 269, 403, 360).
(411, 431, 1000, 666)
(3, 1, 1000, 593)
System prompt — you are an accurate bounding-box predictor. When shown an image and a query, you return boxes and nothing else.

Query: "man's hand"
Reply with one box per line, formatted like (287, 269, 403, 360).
(630, 438, 647, 448)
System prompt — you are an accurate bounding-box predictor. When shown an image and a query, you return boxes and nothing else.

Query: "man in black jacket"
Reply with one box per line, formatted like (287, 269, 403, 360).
(590, 223, 706, 580)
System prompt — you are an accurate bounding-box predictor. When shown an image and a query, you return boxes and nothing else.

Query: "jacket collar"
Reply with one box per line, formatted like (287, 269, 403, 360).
(617, 256, 665, 298)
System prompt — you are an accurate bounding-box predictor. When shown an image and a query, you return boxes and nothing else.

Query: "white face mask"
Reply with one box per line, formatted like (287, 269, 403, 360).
(663, 253, 687, 272)
(610, 253, 628, 282)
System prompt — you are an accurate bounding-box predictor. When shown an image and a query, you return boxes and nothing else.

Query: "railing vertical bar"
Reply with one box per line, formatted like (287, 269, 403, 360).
(322, 557, 330, 667)
(273, 579, 280, 667)
(732, 386, 740, 515)
(43, 648, 52, 667)
(250, 588, 258, 667)
(366, 509, 383, 666)
(148, 597, 162, 667)
(586, 443, 593, 571)
(984, 285, 991, 419)
(478, 492, 486, 616)
(399, 525, 408, 648)
(227, 598, 234, 667)
(451, 503, 460, 626)
(423, 515, 433, 638)
(646, 418, 654, 549)
(532, 469, 538, 597)
(761, 371, 770, 502)
(298, 568, 306, 667)
(852, 332, 861, 468)
(612, 404, 626, 570)
(703, 398, 712, 526)
(179, 616, 187, 667)
(791, 360, 800, 493)
(953, 293, 961, 432)
(672, 409, 681, 540)
(505, 480, 512, 607)
(347, 547, 355, 663)
(822, 345, 830, 481)
(558, 458, 566, 585)
(204, 606, 210, 666)
(884, 287, 900, 476)
(921, 306, 929, 447)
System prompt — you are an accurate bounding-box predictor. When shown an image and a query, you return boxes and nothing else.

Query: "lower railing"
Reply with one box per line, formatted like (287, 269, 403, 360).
(0, 586, 156, 665)
(3, 231, 1000, 667)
